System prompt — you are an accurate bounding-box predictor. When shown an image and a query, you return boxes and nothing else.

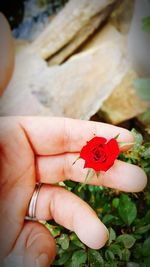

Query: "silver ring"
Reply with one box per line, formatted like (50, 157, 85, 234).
(26, 183, 42, 220)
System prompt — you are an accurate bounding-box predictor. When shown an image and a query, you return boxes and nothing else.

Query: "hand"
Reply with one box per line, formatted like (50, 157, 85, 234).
(0, 117, 147, 267)
(0, 13, 14, 96)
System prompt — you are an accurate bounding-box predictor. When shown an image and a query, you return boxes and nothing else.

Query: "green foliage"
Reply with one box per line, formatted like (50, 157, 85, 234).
(46, 129, 150, 266)
(116, 234, 136, 249)
(142, 237, 150, 257)
(142, 16, 150, 33)
(138, 109, 150, 129)
(118, 194, 137, 226)
(88, 249, 104, 266)
(57, 234, 70, 250)
(133, 79, 150, 102)
(70, 250, 87, 267)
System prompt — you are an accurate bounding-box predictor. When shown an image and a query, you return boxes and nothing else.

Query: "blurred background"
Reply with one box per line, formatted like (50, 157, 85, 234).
(0, 1, 150, 266)
(0, 0, 149, 136)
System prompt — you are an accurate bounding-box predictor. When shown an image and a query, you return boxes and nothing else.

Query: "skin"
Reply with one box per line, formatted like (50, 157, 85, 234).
(0, 117, 147, 267)
(0, 12, 147, 267)
(0, 13, 14, 96)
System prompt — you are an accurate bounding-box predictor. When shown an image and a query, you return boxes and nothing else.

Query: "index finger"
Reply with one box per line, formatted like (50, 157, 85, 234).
(9, 117, 134, 155)
(20, 117, 133, 155)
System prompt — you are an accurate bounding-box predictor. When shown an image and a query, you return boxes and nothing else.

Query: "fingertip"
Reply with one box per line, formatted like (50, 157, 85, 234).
(131, 165, 147, 192)
(75, 215, 109, 249)
(122, 163, 147, 192)
(118, 129, 135, 152)
(120, 128, 134, 143)
(89, 220, 109, 249)
(104, 161, 148, 193)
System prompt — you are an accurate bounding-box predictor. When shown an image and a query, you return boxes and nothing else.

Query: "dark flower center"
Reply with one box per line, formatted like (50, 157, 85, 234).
(92, 145, 107, 163)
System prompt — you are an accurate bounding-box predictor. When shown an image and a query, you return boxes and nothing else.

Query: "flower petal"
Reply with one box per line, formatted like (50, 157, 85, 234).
(80, 145, 90, 159)
(107, 138, 120, 159)
(87, 137, 107, 147)
(84, 158, 112, 172)
(80, 136, 120, 172)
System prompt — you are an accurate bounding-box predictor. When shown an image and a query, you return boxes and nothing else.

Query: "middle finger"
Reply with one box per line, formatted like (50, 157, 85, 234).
(36, 153, 147, 192)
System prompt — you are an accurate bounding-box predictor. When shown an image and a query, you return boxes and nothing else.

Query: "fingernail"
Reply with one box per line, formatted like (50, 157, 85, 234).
(36, 254, 49, 267)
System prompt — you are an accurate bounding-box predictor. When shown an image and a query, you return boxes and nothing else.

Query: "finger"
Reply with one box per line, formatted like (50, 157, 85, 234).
(36, 153, 147, 192)
(10, 221, 56, 267)
(0, 119, 35, 259)
(35, 184, 109, 249)
(0, 13, 14, 95)
(18, 117, 133, 155)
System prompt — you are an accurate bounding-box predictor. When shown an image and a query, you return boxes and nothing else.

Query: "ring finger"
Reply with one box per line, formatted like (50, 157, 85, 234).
(35, 184, 109, 249)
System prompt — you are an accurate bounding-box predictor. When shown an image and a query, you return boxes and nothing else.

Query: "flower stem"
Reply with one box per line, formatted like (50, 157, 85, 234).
(78, 168, 95, 191)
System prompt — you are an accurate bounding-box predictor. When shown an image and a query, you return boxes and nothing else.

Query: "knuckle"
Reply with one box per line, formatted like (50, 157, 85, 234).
(62, 118, 71, 152)
(63, 153, 72, 180)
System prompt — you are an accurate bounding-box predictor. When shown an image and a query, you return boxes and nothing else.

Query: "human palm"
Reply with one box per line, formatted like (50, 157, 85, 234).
(0, 117, 147, 267)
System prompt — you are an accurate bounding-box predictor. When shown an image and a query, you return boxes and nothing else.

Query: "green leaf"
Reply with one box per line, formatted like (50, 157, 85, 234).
(57, 234, 70, 250)
(88, 249, 104, 267)
(64, 180, 76, 190)
(112, 197, 119, 208)
(117, 234, 136, 249)
(46, 223, 61, 237)
(144, 210, 150, 224)
(109, 244, 122, 260)
(127, 262, 140, 267)
(131, 129, 143, 145)
(135, 224, 150, 234)
(142, 16, 150, 33)
(121, 248, 131, 261)
(132, 243, 143, 259)
(142, 237, 150, 257)
(108, 227, 116, 245)
(104, 262, 117, 267)
(145, 193, 150, 206)
(138, 108, 150, 124)
(70, 233, 85, 249)
(140, 146, 150, 159)
(71, 250, 87, 267)
(144, 256, 150, 266)
(102, 214, 117, 225)
(133, 79, 150, 102)
(105, 250, 115, 261)
(118, 194, 137, 225)
(52, 251, 71, 265)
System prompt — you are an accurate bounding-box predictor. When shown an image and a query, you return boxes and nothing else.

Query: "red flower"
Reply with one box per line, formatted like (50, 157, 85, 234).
(80, 136, 120, 172)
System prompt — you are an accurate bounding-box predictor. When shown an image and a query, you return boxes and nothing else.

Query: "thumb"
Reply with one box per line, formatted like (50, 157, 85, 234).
(23, 221, 56, 267)
(4, 221, 56, 267)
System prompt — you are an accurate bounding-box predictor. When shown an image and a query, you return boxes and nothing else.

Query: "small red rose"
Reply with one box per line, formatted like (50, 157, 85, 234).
(80, 136, 120, 172)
